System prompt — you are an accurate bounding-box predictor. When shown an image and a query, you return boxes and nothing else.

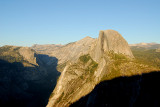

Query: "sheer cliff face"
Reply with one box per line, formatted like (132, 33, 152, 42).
(47, 30, 137, 107)
(91, 30, 134, 62)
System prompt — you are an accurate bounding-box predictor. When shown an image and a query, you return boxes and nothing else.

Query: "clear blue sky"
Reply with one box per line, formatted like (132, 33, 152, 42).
(0, 0, 160, 46)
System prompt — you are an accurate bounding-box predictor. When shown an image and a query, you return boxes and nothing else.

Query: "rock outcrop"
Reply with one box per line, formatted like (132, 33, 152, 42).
(47, 30, 138, 107)
(91, 30, 134, 62)
(32, 37, 96, 72)
(19, 47, 38, 66)
(0, 46, 60, 107)
(33, 30, 133, 72)
(50, 36, 96, 64)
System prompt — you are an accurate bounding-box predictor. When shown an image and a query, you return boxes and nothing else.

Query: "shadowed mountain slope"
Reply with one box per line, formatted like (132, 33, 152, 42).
(70, 71, 160, 107)
(0, 46, 60, 107)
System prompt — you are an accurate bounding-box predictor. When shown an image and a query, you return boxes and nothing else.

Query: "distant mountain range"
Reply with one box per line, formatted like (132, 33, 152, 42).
(0, 30, 160, 107)
(129, 42, 160, 49)
(32, 42, 160, 55)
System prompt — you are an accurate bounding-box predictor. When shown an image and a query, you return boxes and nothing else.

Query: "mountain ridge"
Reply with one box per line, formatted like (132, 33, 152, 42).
(46, 30, 159, 107)
(129, 42, 160, 49)
(0, 30, 159, 107)
(0, 45, 60, 107)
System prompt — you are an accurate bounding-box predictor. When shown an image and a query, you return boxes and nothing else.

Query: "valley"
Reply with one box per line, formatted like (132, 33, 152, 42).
(0, 30, 160, 107)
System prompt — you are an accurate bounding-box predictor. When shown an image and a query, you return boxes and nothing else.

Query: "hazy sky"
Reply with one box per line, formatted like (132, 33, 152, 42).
(0, 0, 160, 46)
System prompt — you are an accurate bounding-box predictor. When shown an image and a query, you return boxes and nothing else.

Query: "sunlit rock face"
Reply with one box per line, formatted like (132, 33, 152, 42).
(91, 30, 134, 62)
(32, 36, 96, 65)
(47, 30, 135, 107)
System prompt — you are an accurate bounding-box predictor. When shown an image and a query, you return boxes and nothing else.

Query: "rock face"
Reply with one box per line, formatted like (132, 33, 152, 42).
(91, 30, 134, 62)
(19, 47, 38, 66)
(47, 30, 137, 107)
(33, 30, 133, 71)
(50, 36, 96, 64)
(32, 37, 96, 72)
(0, 46, 60, 107)
(47, 55, 99, 107)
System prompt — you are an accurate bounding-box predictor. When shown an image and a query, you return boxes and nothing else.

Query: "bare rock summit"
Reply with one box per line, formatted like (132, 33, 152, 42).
(91, 30, 134, 62)
(47, 29, 135, 107)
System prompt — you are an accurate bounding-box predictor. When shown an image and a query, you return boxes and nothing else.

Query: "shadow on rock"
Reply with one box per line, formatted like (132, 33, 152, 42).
(71, 71, 160, 107)
(0, 54, 60, 107)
